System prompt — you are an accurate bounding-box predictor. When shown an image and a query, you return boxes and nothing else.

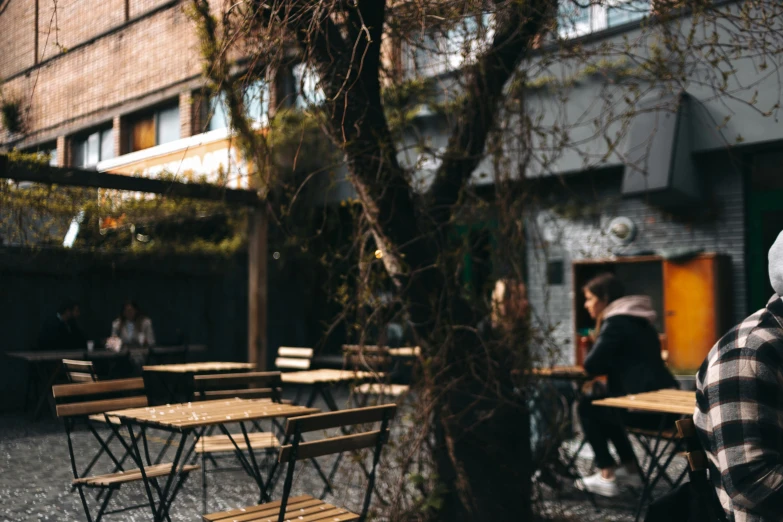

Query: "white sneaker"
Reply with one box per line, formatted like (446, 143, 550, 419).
(575, 471, 620, 497)
(615, 466, 643, 488)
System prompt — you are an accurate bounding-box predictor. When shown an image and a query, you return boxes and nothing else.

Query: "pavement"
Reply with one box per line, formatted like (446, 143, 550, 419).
(0, 389, 682, 521)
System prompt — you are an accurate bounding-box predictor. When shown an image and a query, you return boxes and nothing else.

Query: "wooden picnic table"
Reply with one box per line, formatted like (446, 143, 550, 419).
(593, 389, 696, 521)
(106, 398, 319, 521)
(6, 345, 206, 419)
(142, 361, 255, 406)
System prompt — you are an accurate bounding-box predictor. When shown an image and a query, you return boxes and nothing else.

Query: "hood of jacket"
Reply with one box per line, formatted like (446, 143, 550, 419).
(602, 295, 656, 324)
(769, 230, 783, 297)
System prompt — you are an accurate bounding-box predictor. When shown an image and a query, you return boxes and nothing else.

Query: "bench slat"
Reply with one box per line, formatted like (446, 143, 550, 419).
(279, 429, 387, 462)
(57, 396, 148, 417)
(196, 432, 279, 453)
(277, 347, 313, 358)
(73, 463, 198, 486)
(285, 404, 396, 436)
(194, 372, 282, 388)
(275, 357, 310, 370)
(52, 378, 144, 398)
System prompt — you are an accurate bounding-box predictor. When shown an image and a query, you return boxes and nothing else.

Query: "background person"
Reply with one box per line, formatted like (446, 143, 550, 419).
(37, 298, 87, 352)
(111, 300, 155, 347)
(575, 273, 678, 497)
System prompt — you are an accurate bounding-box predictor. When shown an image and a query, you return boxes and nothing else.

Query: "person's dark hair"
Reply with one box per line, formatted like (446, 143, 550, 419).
(118, 300, 144, 326)
(584, 273, 625, 305)
(57, 298, 79, 315)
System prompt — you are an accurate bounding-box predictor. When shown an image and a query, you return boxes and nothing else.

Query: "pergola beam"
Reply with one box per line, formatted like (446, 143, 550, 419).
(0, 155, 262, 206)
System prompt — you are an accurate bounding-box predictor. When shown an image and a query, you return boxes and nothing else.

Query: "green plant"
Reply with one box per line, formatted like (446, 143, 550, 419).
(0, 98, 23, 134)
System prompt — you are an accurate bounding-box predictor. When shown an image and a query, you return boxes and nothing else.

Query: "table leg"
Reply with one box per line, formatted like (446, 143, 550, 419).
(33, 361, 61, 420)
(633, 415, 670, 522)
(125, 424, 160, 519)
(217, 423, 265, 493)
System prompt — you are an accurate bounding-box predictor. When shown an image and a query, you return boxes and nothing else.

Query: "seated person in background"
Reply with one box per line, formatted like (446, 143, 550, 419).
(38, 298, 87, 351)
(695, 231, 783, 521)
(575, 273, 678, 497)
(111, 301, 155, 347)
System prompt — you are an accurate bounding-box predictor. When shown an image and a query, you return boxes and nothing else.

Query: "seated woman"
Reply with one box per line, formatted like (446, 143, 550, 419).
(575, 273, 677, 497)
(111, 300, 156, 347)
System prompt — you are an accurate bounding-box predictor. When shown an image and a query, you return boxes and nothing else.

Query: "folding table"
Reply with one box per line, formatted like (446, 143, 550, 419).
(593, 389, 695, 521)
(105, 398, 319, 521)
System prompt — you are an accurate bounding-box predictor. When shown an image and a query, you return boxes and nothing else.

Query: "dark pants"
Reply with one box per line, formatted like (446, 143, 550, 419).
(578, 397, 636, 469)
(579, 396, 672, 470)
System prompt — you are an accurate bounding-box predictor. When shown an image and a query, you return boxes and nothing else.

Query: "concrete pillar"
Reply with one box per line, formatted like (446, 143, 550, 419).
(55, 135, 67, 167)
(179, 91, 193, 139)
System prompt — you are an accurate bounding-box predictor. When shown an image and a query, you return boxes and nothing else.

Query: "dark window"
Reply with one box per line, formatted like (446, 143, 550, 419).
(547, 260, 565, 285)
(72, 127, 114, 167)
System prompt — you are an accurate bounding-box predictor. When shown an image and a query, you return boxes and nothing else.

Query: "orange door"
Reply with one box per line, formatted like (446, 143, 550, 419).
(130, 115, 156, 152)
(663, 256, 718, 371)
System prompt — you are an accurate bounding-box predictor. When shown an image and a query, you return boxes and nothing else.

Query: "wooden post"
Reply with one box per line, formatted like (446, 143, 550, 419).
(248, 207, 268, 369)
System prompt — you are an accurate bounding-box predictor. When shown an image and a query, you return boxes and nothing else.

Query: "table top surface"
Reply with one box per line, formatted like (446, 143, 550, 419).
(281, 368, 381, 384)
(529, 365, 589, 379)
(142, 362, 255, 373)
(106, 398, 319, 430)
(592, 389, 695, 416)
(6, 345, 206, 362)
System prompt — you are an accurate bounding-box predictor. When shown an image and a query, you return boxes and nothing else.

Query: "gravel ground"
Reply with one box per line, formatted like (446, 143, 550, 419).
(0, 391, 682, 521)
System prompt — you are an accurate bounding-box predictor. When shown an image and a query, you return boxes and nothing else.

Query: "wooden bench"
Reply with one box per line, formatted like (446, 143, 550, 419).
(53, 378, 198, 521)
(202, 404, 397, 522)
(275, 347, 313, 371)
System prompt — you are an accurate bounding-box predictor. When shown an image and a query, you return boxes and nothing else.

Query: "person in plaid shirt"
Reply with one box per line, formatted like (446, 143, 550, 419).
(695, 231, 783, 522)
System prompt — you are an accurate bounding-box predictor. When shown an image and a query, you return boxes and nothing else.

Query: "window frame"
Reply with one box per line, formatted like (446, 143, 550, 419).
(71, 126, 114, 168)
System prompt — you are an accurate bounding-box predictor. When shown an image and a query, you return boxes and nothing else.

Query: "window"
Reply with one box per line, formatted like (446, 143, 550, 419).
(293, 63, 325, 108)
(558, 2, 592, 38)
(558, 0, 650, 38)
(72, 127, 114, 168)
(24, 142, 58, 166)
(607, 0, 650, 27)
(402, 14, 494, 79)
(206, 80, 270, 131)
(126, 103, 180, 153)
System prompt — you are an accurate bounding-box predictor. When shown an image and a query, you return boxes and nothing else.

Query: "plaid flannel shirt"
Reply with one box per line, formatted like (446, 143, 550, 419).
(694, 295, 783, 522)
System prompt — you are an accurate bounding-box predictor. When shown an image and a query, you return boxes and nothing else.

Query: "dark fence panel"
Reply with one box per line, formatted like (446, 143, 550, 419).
(0, 247, 248, 412)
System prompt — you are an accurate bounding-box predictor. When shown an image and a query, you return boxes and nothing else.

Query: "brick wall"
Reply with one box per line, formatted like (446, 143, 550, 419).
(526, 152, 747, 365)
(0, 0, 203, 148)
(37, 0, 126, 63)
(0, 0, 36, 80)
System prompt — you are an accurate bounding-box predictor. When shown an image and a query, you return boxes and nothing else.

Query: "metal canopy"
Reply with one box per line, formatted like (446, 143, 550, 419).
(621, 92, 700, 207)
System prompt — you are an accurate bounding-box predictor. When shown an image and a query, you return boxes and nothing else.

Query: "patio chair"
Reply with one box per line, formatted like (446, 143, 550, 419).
(53, 378, 198, 522)
(274, 346, 313, 371)
(343, 345, 410, 404)
(201, 403, 397, 522)
(62, 359, 97, 383)
(192, 371, 287, 510)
